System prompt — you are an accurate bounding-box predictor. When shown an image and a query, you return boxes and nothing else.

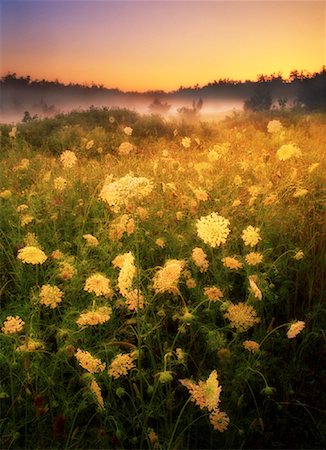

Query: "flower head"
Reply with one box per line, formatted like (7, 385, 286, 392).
(118, 142, 134, 156)
(222, 256, 243, 270)
(243, 340, 260, 353)
(287, 321, 305, 339)
(39, 284, 64, 309)
(58, 261, 77, 280)
(99, 174, 153, 210)
(76, 307, 112, 327)
(224, 302, 260, 332)
(60, 150, 77, 168)
(196, 213, 230, 248)
(276, 144, 302, 161)
(204, 286, 224, 302)
(293, 250, 304, 260)
(89, 377, 105, 409)
(75, 349, 106, 373)
(181, 137, 191, 148)
(17, 246, 47, 265)
(84, 273, 113, 297)
(245, 252, 263, 265)
(180, 370, 222, 411)
(54, 177, 67, 191)
(267, 120, 283, 134)
(209, 410, 230, 432)
(152, 259, 185, 294)
(1, 316, 25, 334)
(124, 289, 145, 311)
(83, 234, 99, 247)
(16, 337, 45, 352)
(108, 353, 136, 379)
(192, 247, 209, 272)
(241, 226, 261, 247)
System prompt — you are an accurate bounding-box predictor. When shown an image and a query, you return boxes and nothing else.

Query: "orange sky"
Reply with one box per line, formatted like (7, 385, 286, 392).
(1, 0, 325, 91)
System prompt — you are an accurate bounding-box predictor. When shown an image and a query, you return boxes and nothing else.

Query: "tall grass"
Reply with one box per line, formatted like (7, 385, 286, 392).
(0, 109, 325, 449)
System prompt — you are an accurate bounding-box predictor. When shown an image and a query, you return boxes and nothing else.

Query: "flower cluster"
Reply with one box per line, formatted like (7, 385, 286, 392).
(243, 340, 260, 353)
(241, 226, 261, 247)
(108, 353, 136, 379)
(89, 377, 105, 409)
(17, 246, 47, 265)
(54, 177, 67, 191)
(1, 316, 25, 334)
(99, 174, 153, 210)
(276, 144, 302, 161)
(76, 307, 112, 327)
(16, 337, 45, 352)
(204, 286, 224, 302)
(180, 371, 230, 432)
(267, 120, 283, 133)
(109, 214, 135, 241)
(75, 349, 106, 373)
(196, 213, 231, 248)
(84, 273, 113, 297)
(222, 256, 242, 270)
(60, 150, 77, 168)
(287, 320, 305, 339)
(39, 284, 64, 309)
(245, 252, 263, 265)
(118, 142, 134, 155)
(224, 302, 260, 332)
(152, 259, 185, 294)
(124, 289, 145, 311)
(83, 234, 99, 247)
(116, 252, 137, 296)
(180, 370, 221, 411)
(192, 247, 209, 272)
(58, 261, 77, 280)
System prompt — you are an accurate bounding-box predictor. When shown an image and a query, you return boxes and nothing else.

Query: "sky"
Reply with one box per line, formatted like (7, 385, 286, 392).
(0, 0, 325, 92)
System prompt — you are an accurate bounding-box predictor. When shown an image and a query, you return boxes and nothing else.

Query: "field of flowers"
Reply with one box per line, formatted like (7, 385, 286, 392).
(0, 109, 325, 449)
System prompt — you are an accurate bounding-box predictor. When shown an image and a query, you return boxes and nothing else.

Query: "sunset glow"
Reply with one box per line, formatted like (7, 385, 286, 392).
(1, 0, 325, 91)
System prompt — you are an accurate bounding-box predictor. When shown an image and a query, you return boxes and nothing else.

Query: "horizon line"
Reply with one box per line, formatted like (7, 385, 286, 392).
(1, 66, 325, 94)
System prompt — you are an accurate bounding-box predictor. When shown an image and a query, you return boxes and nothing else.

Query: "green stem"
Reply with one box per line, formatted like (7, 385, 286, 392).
(167, 398, 191, 450)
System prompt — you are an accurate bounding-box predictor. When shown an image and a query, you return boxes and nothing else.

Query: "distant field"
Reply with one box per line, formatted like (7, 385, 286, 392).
(0, 109, 325, 449)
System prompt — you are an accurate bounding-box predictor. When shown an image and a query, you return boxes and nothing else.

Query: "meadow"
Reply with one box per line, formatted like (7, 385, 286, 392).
(0, 108, 325, 449)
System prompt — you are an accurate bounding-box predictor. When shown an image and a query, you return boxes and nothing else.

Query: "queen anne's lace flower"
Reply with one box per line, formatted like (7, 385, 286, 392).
(192, 247, 209, 272)
(243, 340, 260, 353)
(17, 246, 47, 264)
(224, 302, 260, 332)
(209, 410, 230, 432)
(196, 213, 230, 248)
(222, 256, 242, 270)
(76, 307, 112, 327)
(99, 174, 153, 210)
(75, 349, 106, 373)
(84, 273, 113, 297)
(1, 316, 25, 334)
(287, 321, 305, 339)
(108, 353, 136, 379)
(180, 370, 222, 411)
(152, 259, 185, 294)
(241, 226, 261, 247)
(276, 144, 302, 161)
(60, 150, 77, 168)
(39, 284, 64, 309)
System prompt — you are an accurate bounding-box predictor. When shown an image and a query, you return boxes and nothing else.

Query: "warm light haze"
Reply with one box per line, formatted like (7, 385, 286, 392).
(1, 0, 325, 91)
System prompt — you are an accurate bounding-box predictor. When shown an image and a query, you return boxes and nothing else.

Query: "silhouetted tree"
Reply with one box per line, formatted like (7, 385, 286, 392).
(148, 98, 171, 115)
(177, 99, 203, 122)
(244, 86, 272, 112)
